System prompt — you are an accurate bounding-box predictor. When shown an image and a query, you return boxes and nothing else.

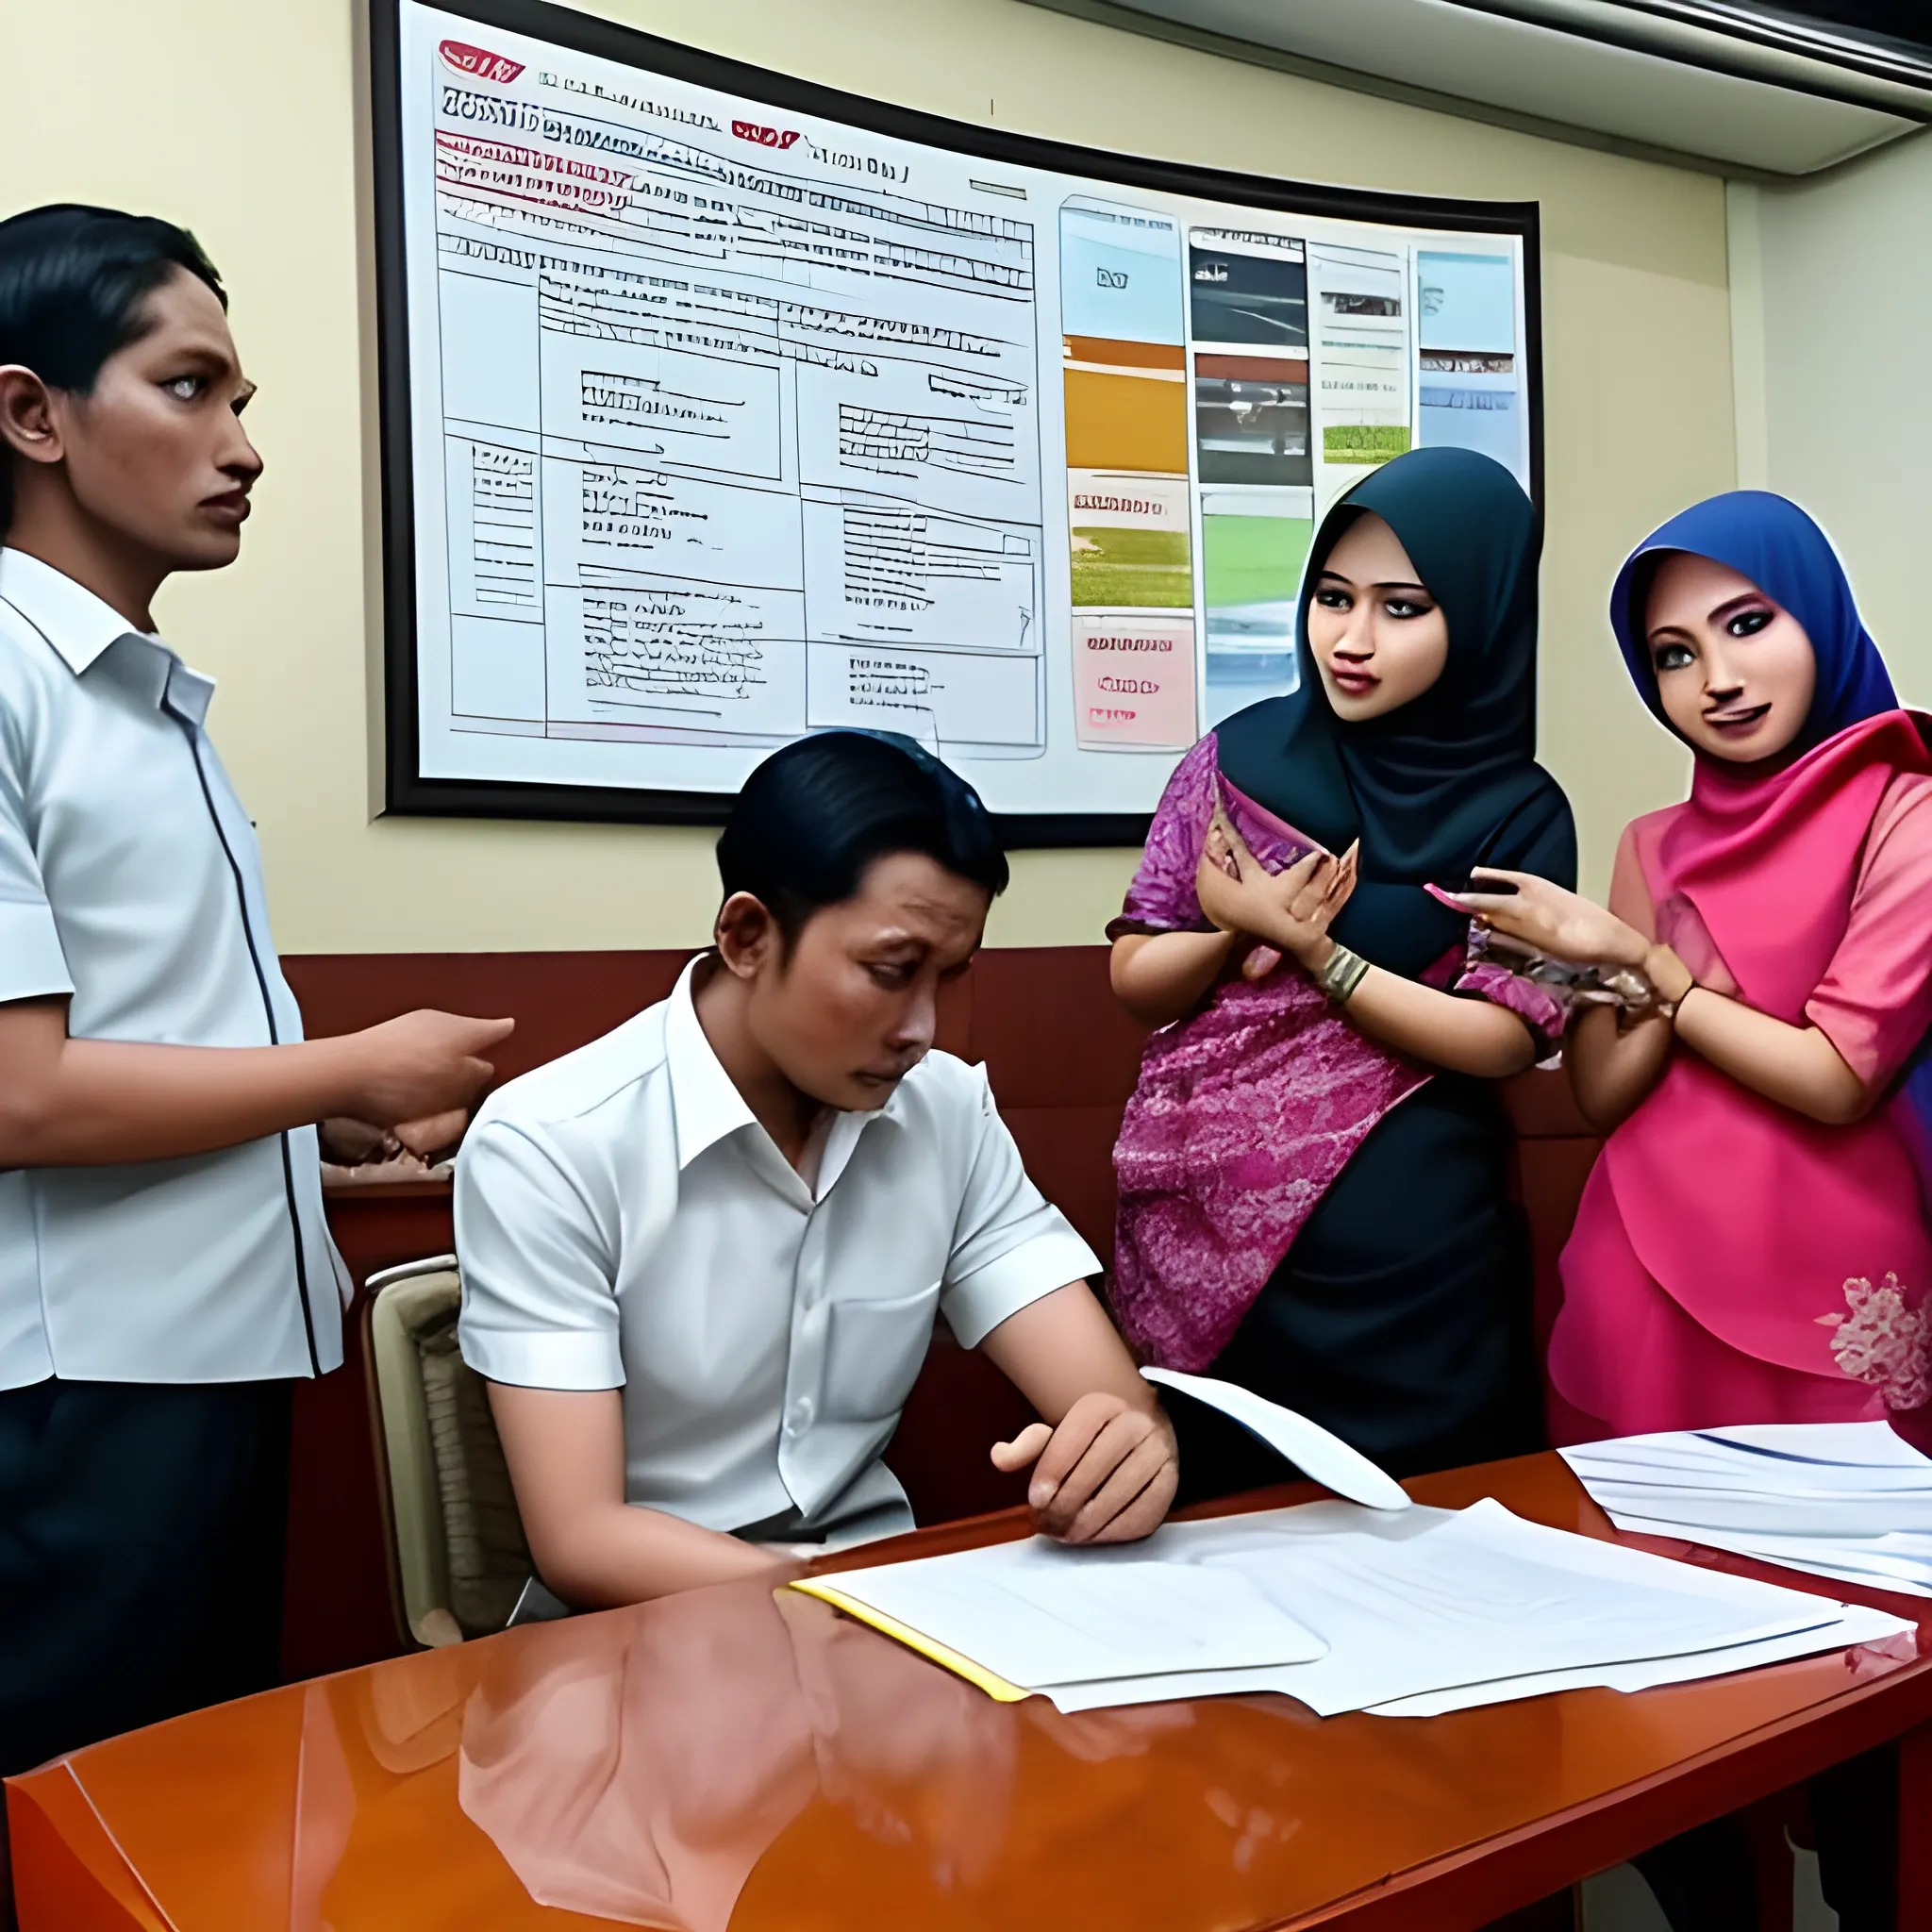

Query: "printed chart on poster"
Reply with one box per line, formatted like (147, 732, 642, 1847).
(377, 0, 1539, 833)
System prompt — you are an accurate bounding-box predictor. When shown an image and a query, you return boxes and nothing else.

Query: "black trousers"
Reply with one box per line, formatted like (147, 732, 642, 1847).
(0, 1378, 292, 1780)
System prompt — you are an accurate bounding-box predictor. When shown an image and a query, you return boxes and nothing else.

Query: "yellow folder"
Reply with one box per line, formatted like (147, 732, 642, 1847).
(789, 1577, 1032, 1703)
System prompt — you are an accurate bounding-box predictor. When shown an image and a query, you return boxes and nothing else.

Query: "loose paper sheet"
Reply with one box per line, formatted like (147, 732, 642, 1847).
(1139, 1365, 1411, 1510)
(1369, 1601, 1913, 1716)
(1565, 1424, 1932, 1590)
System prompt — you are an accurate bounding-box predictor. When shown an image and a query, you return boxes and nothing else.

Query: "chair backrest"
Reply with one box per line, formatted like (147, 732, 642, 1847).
(366, 1258, 532, 1645)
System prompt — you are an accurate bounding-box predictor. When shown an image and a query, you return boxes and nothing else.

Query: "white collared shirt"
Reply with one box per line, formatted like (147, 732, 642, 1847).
(0, 548, 346, 1388)
(456, 960, 1100, 1541)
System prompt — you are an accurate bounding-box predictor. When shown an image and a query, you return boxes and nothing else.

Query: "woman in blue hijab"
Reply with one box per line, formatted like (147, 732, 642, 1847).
(1457, 488, 1932, 1932)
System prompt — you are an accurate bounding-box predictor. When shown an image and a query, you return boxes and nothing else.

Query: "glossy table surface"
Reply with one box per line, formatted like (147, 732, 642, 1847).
(11, 1454, 1932, 1932)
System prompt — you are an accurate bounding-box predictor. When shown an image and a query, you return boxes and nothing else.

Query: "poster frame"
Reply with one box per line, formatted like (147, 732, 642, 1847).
(370, 0, 1542, 843)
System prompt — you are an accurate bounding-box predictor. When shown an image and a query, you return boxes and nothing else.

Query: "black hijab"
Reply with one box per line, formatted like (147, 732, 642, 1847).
(1217, 445, 1574, 976)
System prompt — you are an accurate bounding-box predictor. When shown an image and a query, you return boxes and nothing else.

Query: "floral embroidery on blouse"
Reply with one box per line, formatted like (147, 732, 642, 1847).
(1817, 1273, 1932, 1411)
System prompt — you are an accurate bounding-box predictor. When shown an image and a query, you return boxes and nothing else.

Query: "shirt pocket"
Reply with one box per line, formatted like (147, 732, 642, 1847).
(819, 1280, 941, 1424)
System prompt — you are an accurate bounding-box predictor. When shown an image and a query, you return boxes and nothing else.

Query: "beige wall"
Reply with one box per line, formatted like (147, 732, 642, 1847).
(1, 0, 1729, 952)
(1730, 138, 1932, 706)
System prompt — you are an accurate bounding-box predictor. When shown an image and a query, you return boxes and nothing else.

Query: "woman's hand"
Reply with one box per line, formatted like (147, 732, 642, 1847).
(1193, 810, 1357, 970)
(1195, 819, 1284, 980)
(1447, 869, 1651, 973)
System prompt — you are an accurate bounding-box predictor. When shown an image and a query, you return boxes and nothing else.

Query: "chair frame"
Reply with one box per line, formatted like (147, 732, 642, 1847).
(361, 1254, 463, 1648)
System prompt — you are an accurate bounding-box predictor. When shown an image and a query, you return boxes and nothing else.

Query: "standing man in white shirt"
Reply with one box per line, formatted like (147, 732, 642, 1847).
(458, 731, 1179, 1606)
(0, 205, 514, 1794)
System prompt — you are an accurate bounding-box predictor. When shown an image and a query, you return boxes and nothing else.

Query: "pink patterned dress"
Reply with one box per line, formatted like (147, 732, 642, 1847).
(1108, 735, 1565, 1398)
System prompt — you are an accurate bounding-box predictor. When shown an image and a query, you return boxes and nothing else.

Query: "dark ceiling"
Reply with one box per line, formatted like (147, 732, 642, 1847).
(1755, 1, 1932, 59)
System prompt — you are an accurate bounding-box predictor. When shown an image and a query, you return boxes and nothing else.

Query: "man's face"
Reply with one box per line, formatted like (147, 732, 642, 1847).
(35, 267, 261, 573)
(743, 852, 991, 1112)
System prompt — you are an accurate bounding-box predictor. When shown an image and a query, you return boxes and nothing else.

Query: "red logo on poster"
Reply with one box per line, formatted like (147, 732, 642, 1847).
(732, 120, 801, 150)
(439, 40, 525, 84)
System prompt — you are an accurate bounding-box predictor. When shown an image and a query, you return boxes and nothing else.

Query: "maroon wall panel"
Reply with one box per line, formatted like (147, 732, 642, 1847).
(1002, 1105, 1127, 1266)
(283, 946, 977, 1073)
(282, 950, 689, 1083)
(961, 947, 1146, 1108)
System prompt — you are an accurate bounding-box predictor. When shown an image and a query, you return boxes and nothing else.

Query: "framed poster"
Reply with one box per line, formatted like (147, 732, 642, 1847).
(372, 0, 1541, 841)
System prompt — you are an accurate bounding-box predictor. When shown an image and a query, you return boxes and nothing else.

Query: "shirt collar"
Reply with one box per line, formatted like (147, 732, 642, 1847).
(0, 547, 215, 724)
(0, 547, 147, 673)
(662, 956, 911, 1176)
(664, 958, 762, 1171)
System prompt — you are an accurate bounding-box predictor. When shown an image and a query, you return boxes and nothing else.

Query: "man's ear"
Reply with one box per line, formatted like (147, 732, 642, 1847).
(714, 891, 781, 980)
(0, 366, 64, 471)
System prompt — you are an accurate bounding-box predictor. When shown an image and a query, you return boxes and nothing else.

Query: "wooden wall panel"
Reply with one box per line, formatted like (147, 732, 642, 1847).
(283, 947, 977, 1074)
(961, 947, 1147, 1108)
(1002, 1105, 1126, 1265)
(282, 950, 689, 1085)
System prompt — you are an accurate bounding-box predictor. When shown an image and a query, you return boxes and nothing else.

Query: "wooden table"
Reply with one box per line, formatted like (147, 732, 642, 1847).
(9, 1454, 1931, 1931)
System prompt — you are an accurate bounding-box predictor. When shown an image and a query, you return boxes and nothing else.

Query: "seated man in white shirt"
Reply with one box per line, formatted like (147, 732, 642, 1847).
(458, 730, 1179, 1605)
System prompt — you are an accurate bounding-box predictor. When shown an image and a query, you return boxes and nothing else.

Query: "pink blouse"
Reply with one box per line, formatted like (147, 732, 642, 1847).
(1554, 746, 1932, 1438)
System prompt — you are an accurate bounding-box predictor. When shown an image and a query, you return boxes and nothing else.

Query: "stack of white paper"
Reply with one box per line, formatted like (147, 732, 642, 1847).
(1563, 1424, 1932, 1599)
(812, 1497, 1911, 1717)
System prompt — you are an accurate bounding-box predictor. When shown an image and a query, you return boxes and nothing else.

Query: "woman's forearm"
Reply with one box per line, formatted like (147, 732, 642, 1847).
(1109, 929, 1239, 1027)
(1615, 944, 1870, 1125)
(1336, 961, 1539, 1079)
(1674, 987, 1868, 1124)
(1566, 1003, 1674, 1132)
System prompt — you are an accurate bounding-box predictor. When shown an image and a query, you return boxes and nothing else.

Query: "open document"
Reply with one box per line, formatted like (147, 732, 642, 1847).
(1564, 1422, 1932, 1597)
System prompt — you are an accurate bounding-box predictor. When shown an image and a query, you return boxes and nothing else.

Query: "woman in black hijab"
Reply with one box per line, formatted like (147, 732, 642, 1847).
(1108, 446, 1576, 1495)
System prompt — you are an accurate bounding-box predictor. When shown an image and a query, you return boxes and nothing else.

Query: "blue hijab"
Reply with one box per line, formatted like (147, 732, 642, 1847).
(1611, 490, 1932, 1184)
(1607, 490, 1896, 753)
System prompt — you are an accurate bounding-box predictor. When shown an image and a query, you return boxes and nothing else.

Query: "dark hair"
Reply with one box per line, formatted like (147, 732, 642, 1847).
(718, 730, 1008, 944)
(0, 204, 226, 531)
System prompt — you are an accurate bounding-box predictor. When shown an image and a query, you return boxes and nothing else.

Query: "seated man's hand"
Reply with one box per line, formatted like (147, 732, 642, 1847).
(990, 1392, 1177, 1546)
(391, 1108, 469, 1160)
(319, 1108, 468, 1168)
(318, 1117, 391, 1166)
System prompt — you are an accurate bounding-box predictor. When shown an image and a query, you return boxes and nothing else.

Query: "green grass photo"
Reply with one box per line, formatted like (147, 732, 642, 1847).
(1071, 526, 1193, 608)
(1202, 514, 1313, 610)
(1323, 424, 1411, 466)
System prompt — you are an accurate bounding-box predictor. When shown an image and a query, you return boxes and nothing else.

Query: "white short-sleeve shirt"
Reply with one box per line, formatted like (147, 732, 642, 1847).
(0, 548, 347, 1389)
(456, 958, 1100, 1541)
